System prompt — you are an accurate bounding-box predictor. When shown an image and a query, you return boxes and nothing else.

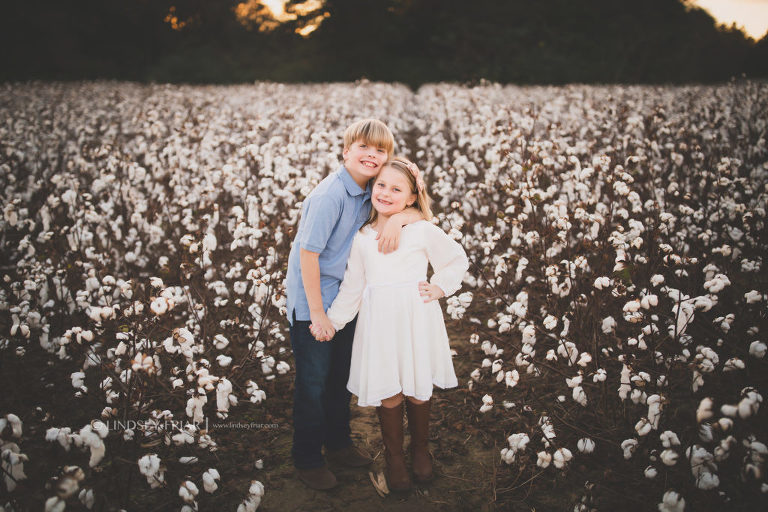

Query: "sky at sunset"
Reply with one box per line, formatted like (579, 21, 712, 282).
(693, 0, 768, 38)
(256, 1, 768, 40)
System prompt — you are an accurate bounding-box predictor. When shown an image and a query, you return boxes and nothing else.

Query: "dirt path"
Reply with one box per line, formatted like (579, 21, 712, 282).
(255, 334, 500, 511)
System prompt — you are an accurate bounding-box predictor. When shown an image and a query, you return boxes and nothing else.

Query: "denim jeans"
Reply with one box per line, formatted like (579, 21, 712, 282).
(290, 314, 356, 469)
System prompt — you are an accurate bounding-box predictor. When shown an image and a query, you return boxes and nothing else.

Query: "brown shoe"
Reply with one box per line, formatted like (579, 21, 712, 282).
(296, 465, 338, 490)
(327, 444, 374, 467)
(376, 402, 412, 491)
(406, 399, 433, 482)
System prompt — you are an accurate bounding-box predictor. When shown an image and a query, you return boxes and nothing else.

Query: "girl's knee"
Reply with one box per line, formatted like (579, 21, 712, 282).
(406, 396, 427, 405)
(380, 393, 404, 408)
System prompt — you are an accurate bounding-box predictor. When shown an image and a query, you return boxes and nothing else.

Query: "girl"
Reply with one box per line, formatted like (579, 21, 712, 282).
(317, 157, 468, 491)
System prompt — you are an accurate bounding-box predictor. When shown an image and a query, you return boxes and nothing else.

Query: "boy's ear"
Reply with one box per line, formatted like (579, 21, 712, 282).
(342, 146, 349, 160)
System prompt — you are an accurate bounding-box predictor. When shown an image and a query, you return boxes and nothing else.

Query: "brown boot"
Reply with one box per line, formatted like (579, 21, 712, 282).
(406, 399, 433, 482)
(376, 402, 412, 491)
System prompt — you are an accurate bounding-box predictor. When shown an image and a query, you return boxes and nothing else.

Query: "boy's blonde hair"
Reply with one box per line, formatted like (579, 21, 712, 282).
(364, 156, 433, 228)
(343, 119, 395, 155)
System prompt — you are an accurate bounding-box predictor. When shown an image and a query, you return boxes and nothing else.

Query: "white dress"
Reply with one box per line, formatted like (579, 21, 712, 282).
(326, 220, 469, 407)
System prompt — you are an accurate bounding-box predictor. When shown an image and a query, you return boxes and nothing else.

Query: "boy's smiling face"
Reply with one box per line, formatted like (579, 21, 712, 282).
(343, 139, 388, 185)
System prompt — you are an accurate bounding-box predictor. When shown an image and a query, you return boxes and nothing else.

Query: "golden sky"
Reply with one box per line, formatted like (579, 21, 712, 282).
(693, 0, 768, 39)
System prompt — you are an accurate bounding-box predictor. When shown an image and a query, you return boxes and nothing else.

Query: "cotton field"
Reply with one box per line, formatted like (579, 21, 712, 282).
(1, 80, 766, 511)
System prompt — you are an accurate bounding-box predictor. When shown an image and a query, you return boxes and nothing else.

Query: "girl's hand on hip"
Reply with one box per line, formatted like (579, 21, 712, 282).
(418, 281, 445, 303)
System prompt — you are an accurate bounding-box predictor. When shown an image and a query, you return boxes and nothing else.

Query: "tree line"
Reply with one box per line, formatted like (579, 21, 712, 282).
(1, 0, 766, 86)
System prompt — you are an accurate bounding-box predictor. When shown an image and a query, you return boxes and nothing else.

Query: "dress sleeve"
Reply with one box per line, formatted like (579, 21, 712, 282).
(424, 222, 469, 297)
(326, 234, 367, 331)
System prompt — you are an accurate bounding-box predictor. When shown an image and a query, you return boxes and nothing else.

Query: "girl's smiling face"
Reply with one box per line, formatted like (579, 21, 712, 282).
(371, 166, 416, 218)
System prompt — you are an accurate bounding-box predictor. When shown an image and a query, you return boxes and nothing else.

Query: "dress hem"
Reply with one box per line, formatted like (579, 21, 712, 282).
(349, 380, 459, 408)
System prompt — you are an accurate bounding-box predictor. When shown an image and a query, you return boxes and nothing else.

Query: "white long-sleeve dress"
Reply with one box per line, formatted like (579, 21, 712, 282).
(326, 220, 469, 407)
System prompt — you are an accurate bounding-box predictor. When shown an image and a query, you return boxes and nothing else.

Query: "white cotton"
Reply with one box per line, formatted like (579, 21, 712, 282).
(149, 296, 169, 315)
(78, 488, 95, 509)
(543, 315, 557, 330)
(572, 386, 587, 406)
(216, 354, 232, 367)
(749, 341, 766, 358)
(744, 290, 762, 303)
(179, 480, 199, 504)
(722, 357, 745, 371)
(553, 448, 572, 468)
(635, 417, 652, 436)
(576, 352, 592, 367)
(71, 371, 85, 389)
(601, 316, 616, 334)
(536, 451, 552, 468)
(696, 471, 720, 490)
(658, 490, 685, 512)
(618, 364, 631, 400)
(213, 334, 230, 349)
(505, 369, 520, 388)
(45, 497, 66, 512)
(696, 397, 714, 423)
(660, 449, 679, 466)
(622, 439, 638, 459)
(593, 368, 607, 382)
(660, 431, 680, 448)
(507, 433, 530, 452)
(594, 276, 611, 289)
(203, 468, 221, 493)
(276, 361, 290, 374)
(577, 438, 595, 454)
(645, 466, 658, 479)
(3, 413, 22, 438)
(720, 404, 738, 418)
(216, 378, 233, 416)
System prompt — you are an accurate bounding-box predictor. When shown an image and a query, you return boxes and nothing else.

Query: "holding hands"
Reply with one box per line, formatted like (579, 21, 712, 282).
(418, 281, 445, 303)
(309, 311, 336, 342)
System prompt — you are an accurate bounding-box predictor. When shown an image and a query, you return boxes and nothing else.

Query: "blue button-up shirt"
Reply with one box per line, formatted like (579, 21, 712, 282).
(286, 165, 372, 324)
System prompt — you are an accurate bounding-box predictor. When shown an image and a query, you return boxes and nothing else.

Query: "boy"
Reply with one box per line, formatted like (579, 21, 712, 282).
(285, 119, 420, 489)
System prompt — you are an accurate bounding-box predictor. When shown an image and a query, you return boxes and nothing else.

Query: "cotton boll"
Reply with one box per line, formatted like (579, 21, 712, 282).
(720, 404, 738, 418)
(696, 397, 714, 423)
(622, 439, 638, 459)
(202, 468, 220, 493)
(71, 371, 85, 389)
(660, 431, 680, 448)
(78, 488, 95, 509)
(480, 394, 494, 413)
(661, 449, 679, 466)
(44, 497, 66, 512)
(216, 354, 232, 367)
(536, 451, 552, 468)
(601, 316, 616, 334)
(213, 334, 230, 349)
(749, 341, 766, 358)
(635, 417, 653, 436)
(553, 448, 572, 468)
(179, 480, 199, 504)
(658, 490, 685, 512)
(276, 361, 290, 374)
(572, 386, 588, 406)
(645, 466, 658, 479)
(577, 438, 595, 454)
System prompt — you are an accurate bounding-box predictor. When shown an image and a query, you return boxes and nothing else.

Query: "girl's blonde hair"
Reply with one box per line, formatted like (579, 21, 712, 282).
(364, 156, 433, 228)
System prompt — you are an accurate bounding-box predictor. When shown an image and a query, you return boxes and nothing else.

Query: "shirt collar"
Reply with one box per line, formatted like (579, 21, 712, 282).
(339, 165, 371, 199)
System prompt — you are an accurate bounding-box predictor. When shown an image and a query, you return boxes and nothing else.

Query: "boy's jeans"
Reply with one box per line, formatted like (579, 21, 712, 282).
(290, 313, 357, 469)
